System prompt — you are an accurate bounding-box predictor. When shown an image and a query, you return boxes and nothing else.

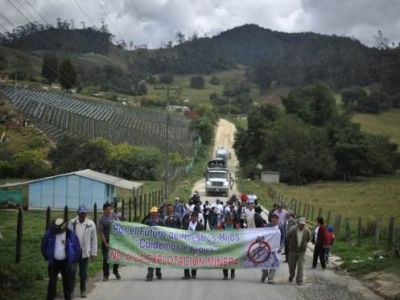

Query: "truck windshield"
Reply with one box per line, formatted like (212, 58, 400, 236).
(209, 172, 227, 179)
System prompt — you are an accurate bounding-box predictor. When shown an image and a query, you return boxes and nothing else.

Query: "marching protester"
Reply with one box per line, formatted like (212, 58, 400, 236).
(164, 203, 181, 228)
(284, 210, 297, 262)
(208, 205, 218, 230)
(287, 217, 311, 285)
(254, 205, 267, 228)
(98, 202, 121, 281)
(144, 206, 165, 281)
(68, 205, 97, 298)
(221, 213, 237, 280)
(324, 225, 335, 264)
(312, 217, 327, 270)
(41, 218, 80, 300)
(243, 198, 256, 228)
(182, 211, 204, 279)
(203, 200, 210, 228)
(261, 212, 284, 284)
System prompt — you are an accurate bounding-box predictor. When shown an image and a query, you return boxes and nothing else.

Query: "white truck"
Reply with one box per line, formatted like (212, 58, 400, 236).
(205, 158, 230, 196)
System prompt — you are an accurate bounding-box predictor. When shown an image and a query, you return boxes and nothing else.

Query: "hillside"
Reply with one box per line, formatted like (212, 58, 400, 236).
(1, 24, 392, 91)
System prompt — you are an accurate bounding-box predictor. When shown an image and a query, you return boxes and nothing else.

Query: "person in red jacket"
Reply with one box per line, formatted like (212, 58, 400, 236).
(312, 217, 327, 269)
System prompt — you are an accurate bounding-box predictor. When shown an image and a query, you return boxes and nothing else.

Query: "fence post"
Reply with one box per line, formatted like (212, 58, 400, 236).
(311, 205, 314, 220)
(375, 218, 381, 248)
(158, 190, 161, 206)
(128, 198, 132, 222)
(293, 201, 297, 216)
(121, 199, 125, 221)
(306, 204, 310, 220)
(326, 211, 331, 225)
(335, 215, 342, 233)
(302, 203, 307, 218)
(388, 217, 395, 249)
(16, 205, 23, 264)
(93, 203, 97, 225)
(345, 218, 351, 243)
(357, 217, 362, 246)
(144, 194, 147, 215)
(395, 227, 400, 257)
(113, 198, 118, 214)
(134, 195, 137, 221)
(139, 194, 143, 218)
(298, 202, 302, 217)
(64, 205, 69, 223)
(46, 206, 51, 231)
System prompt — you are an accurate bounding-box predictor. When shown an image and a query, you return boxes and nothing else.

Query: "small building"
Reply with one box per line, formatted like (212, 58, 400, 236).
(261, 171, 280, 183)
(0, 169, 142, 210)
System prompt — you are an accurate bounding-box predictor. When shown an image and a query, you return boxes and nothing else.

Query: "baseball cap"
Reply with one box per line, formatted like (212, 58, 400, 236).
(150, 206, 158, 213)
(78, 205, 88, 214)
(298, 217, 306, 224)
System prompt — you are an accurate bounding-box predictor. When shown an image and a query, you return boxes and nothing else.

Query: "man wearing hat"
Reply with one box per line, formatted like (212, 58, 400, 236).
(144, 206, 165, 281)
(41, 218, 80, 300)
(68, 205, 97, 298)
(287, 217, 311, 285)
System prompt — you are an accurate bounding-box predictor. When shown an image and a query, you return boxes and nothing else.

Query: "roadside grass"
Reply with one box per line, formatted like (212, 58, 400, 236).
(352, 108, 400, 146)
(237, 176, 400, 276)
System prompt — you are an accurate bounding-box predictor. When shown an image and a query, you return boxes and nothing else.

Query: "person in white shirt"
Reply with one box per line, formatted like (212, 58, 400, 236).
(69, 205, 97, 298)
(243, 200, 256, 228)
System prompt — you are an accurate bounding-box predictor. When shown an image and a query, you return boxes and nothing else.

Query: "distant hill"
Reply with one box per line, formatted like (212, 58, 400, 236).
(1, 23, 398, 91)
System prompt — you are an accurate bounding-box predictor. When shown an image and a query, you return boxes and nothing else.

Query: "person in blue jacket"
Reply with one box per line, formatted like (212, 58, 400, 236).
(41, 218, 80, 300)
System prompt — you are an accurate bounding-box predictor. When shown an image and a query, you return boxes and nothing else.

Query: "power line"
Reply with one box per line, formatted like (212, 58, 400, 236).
(0, 22, 8, 32)
(95, 0, 123, 39)
(24, 0, 49, 25)
(6, 0, 33, 24)
(72, 0, 94, 27)
(0, 12, 15, 28)
(15, 0, 37, 23)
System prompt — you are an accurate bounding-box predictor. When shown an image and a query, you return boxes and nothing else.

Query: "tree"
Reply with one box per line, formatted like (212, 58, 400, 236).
(58, 58, 77, 90)
(341, 86, 368, 110)
(159, 73, 174, 84)
(41, 53, 58, 83)
(190, 75, 205, 89)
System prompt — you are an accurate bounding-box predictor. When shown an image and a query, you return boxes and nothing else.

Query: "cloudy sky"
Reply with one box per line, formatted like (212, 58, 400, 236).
(1, 0, 399, 48)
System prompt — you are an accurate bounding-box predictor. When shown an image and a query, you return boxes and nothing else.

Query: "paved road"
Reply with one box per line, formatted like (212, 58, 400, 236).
(85, 119, 382, 300)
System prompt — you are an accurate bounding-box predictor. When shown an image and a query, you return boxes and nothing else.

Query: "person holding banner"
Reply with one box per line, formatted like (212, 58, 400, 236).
(221, 213, 237, 280)
(144, 206, 165, 281)
(287, 217, 311, 285)
(98, 202, 121, 281)
(182, 211, 204, 279)
(261, 212, 283, 284)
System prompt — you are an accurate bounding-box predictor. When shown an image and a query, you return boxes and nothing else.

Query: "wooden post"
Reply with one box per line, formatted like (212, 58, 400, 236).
(64, 205, 68, 223)
(121, 199, 125, 221)
(144, 194, 147, 215)
(395, 227, 400, 257)
(158, 190, 161, 206)
(128, 198, 132, 222)
(317, 208, 322, 219)
(139, 194, 143, 218)
(311, 205, 314, 220)
(345, 218, 351, 242)
(327, 211, 331, 225)
(45, 206, 51, 231)
(388, 217, 395, 249)
(306, 204, 310, 219)
(298, 202, 302, 217)
(335, 215, 342, 233)
(16, 206, 23, 264)
(293, 201, 297, 216)
(93, 203, 97, 225)
(375, 218, 381, 248)
(357, 217, 362, 246)
(303, 203, 307, 218)
(113, 198, 118, 214)
(134, 196, 137, 221)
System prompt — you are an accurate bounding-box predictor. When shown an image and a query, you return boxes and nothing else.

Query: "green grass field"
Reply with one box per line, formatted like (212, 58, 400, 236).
(353, 109, 400, 146)
(238, 176, 400, 276)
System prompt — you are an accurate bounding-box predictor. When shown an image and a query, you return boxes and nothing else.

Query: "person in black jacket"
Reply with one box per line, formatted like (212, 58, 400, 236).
(254, 206, 267, 228)
(182, 211, 204, 279)
(164, 204, 181, 228)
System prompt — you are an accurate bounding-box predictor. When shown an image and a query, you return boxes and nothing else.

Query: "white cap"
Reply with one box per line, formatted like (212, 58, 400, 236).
(298, 217, 306, 224)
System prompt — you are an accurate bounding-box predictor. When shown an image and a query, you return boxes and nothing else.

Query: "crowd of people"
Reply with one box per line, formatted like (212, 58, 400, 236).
(41, 191, 335, 299)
